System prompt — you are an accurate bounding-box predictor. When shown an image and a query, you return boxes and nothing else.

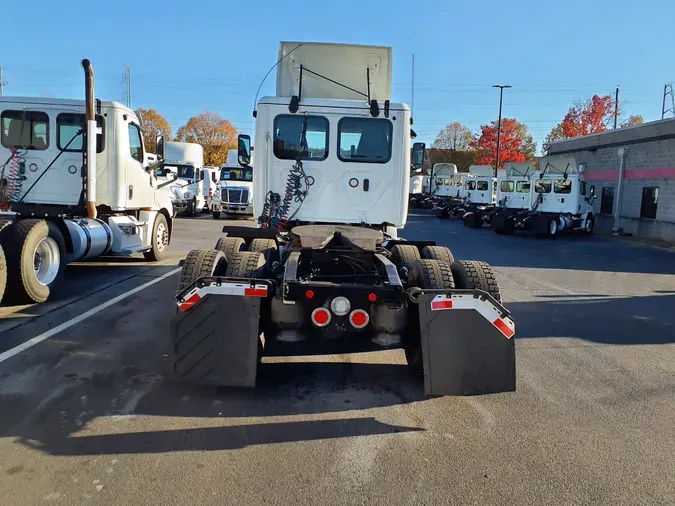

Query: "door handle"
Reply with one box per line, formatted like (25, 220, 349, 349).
(363, 179, 370, 191)
(129, 185, 134, 200)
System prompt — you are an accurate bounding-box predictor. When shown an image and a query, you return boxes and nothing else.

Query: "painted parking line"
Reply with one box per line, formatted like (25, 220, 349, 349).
(0, 268, 181, 365)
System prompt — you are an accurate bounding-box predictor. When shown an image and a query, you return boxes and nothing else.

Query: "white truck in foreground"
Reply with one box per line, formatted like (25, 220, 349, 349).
(156, 141, 205, 217)
(167, 42, 516, 397)
(491, 155, 597, 237)
(211, 149, 254, 219)
(0, 60, 174, 304)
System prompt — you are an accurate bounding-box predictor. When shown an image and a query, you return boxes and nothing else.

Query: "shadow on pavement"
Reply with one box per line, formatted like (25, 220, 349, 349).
(509, 293, 675, 344)
(21, 417, 421, 456)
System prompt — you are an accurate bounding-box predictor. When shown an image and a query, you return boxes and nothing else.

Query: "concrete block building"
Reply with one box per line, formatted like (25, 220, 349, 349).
(548, 119, 675, 240)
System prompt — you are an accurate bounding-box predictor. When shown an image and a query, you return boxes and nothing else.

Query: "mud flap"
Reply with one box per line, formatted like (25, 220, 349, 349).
(416, 291, 516, 396)
(171, 279, 268, 387)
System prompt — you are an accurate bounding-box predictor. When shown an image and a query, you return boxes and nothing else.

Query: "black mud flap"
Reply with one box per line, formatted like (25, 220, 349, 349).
(416, 290, 516, 396)
(171, 279, 268, 387)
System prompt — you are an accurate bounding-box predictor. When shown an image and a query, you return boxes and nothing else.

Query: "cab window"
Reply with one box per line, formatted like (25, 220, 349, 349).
(56, 113, 105, 153)
(554, 179, 572, 194)
(1, 110, 50, 150)
(500, 181, 514, 193)
(516, 181, 531, 193)
(477, 181, 489, 191)
(273, 115, 328, 161)
(535, 179, 552, 193)
(128, 123, 144, 162)
(338, 117, 392, 163)
(580, 180, 587, 196)
(465, 181, 476, 190)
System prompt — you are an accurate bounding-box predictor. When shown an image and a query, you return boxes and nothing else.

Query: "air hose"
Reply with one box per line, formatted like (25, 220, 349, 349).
(0, 148, 26, 211)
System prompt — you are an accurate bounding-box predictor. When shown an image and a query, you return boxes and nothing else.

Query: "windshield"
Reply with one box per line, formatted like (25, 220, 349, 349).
(221, 167, 253, 182)
(159, 164, 195, 179)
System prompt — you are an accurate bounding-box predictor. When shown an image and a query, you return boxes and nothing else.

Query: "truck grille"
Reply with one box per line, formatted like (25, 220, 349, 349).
(222, 188, 249, 204)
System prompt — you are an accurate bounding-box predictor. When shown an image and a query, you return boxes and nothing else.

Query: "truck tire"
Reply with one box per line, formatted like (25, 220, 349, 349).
(212, 211, 221, 220)
(215, 237, 246, 261)
(450, 260, 501, 302)
(405, 259, 455, 377)
(187, 198, 198, 217)
(435, 207, 450, 219)
(176, 249, 227, 295)
(3, 219, 66, 304)
(420, 245, 455, 265)
(249, 238, 278, 274)
(390, 244, 421, 272)
(143, 213, 170, 261)
(464, 213, 483, 229)
(225, 251, 266, 278)
(0, 243, 6, 304)
(582, 214, 594, 236)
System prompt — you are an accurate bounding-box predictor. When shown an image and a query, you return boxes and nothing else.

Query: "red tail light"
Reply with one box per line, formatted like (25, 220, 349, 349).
(209, 188, 213, 197)
(311, 307, 331, 327)
(349, 309, 369, 329)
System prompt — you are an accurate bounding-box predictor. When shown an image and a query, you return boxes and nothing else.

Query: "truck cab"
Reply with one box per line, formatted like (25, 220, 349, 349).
(156, 141, 205, 217)
(211, 149, 254, 219)
(496, 162, 535, 210)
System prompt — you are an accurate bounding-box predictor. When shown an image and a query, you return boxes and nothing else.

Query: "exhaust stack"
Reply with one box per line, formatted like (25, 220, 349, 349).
(81, 59, 97, 219)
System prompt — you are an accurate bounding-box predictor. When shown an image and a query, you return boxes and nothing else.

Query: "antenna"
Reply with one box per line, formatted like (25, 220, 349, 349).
(122, 64, 132, 108)
(0, 66, 7, 96)
(252, 43, 302, 118)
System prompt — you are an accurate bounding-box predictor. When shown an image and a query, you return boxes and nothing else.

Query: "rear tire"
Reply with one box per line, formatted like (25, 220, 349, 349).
(143, 213, 169, 261)
(215, 236, 246, 261)
(176, 249, 228, 294)
(226, 251, 266, 278)
(405, 259, 455, 378)
(450, 260, 501, 302)
(249, 238, 278, 275)
(464, 213, 483, 228)
(390, 244, 421, 272)
(420, 245, 455, 265)
(3, 219, 66, 304)
(212, 211, 221, 220)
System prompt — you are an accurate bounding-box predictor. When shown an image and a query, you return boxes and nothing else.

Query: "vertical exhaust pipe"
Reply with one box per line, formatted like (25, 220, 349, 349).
(82, 59, 97, 219)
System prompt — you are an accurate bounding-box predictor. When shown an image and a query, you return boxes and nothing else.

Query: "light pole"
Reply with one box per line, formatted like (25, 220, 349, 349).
(493, 84, 511, 175)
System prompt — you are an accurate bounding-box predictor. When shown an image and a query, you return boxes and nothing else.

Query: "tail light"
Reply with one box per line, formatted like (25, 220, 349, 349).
(311, 307, 331, 327)
(349, 309, 369, 329)
(209, 188, 213, 197)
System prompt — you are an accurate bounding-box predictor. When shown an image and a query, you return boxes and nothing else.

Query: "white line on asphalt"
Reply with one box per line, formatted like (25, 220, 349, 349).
(0, 268, 181, 365)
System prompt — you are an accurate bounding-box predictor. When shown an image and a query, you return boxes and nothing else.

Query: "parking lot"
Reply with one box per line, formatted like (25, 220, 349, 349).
(1, 211, 674, 505)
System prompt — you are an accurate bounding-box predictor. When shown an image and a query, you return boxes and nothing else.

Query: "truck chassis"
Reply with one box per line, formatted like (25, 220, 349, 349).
(169, 224, 516, 396)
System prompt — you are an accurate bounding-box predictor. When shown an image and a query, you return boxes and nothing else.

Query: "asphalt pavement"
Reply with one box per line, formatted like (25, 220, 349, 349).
(1, 211, 674, 506)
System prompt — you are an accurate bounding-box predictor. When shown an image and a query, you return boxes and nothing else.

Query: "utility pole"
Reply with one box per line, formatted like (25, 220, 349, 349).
(0, 66, 7, 96)
(662, 83, 675, 119)
(411, 53, 415, 120)
(122, 64, 132, 108)
(492, 84, 511, 176)
(613, 86, 619, 129)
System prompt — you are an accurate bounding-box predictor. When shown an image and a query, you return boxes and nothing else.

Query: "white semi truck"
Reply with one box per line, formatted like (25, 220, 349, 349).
(211, 148, 254, 219)
(156, 141, 205, 217)
(0, 60, 174, 304)
(168, 41, 516, 396)
(491, 155, 597, 237)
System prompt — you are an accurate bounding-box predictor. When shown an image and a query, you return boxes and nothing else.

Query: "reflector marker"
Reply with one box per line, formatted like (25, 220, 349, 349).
(429, 294, 515, 339)
(177, 283, 268, 311)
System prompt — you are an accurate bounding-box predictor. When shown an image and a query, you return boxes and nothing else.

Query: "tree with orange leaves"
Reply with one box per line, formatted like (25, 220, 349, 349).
(470, 118, 536, 168)
(135, 108, 172, 154)
(176, 111, 238, 167)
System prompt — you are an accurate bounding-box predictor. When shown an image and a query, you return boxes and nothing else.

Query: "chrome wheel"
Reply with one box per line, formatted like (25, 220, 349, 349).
(33, 237, 60, 286)
(156, 221, 169, 252)
(584, 217, 593, 233)
(549, 219, 558, 235)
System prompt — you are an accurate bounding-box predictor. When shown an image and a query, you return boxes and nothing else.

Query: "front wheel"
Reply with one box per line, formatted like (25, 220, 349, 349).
(212, 211, 221, 220)
(582, 214, 594, 236)
(3, 219, 66, 304)
(144, 213, 170, 261)
(187, 198, 198, 217)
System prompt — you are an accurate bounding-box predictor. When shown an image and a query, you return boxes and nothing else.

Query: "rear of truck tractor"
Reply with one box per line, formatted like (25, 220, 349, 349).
(168, 226, 515, 397)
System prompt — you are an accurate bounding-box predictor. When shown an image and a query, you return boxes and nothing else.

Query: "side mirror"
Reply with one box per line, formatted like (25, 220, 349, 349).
(412, 142, 426, 170)
(156, 135, 165, 162)
(212, 171, 218, 183)
(590, 185, 596, 196)
(238, 134, 251, 166)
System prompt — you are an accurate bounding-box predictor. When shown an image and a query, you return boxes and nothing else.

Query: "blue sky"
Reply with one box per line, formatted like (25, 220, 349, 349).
(2, 0, 673, 153)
